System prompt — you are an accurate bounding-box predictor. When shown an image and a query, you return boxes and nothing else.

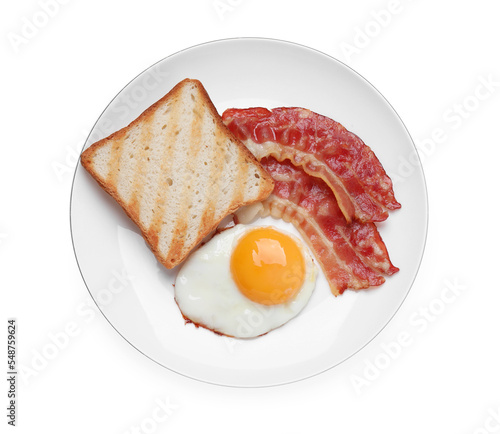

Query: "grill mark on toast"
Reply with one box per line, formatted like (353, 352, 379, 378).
(137, 106, 172, 229)
(201, 125, 228, 228)
(107, 135, 126, 188)
(234, 141, 248, 205)
(147, 99, 181, 251)
(181, 109, 219, 253)
(128, 112, 154, 220)
(165, 101, 203, 264)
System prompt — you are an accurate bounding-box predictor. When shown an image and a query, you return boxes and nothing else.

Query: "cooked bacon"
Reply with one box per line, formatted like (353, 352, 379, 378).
(223, 107, 401, 223)
(258, 157, 398, 295)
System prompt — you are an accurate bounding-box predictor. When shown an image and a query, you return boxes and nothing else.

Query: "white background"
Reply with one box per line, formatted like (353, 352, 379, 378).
(2, 0, 500, 433)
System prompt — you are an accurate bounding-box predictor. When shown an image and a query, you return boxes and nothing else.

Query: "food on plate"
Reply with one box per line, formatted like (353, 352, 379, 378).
(80, 79, 274, 269)
(81, 77, 401, 339)
(254, 157, 398, 296)
(174, 225, 317, 338)
(223, 106, 400, 295)
(223, 107, 401, 223)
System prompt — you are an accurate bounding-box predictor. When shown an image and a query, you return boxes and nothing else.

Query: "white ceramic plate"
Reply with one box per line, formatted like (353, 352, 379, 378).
(70, 38, 427, 387)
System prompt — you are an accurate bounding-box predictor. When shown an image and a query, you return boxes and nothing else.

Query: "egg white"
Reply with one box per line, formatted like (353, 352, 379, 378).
(174, 224, 317, 338)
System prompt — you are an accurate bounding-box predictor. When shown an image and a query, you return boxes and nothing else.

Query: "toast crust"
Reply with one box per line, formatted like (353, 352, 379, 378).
(81, 79, 274, 268)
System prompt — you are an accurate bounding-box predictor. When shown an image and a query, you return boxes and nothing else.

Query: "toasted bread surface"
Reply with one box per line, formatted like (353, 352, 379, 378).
(81, 79, 274, 268)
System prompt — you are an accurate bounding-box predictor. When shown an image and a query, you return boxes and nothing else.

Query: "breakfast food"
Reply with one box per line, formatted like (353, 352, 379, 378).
(81, 75, 401, 339)
(222, 107, 400, 296)
(80, 79, 274, 269)
(223, 107, 401, 223)
(174, 225, 317, 338)
(255, 157, 398, 296)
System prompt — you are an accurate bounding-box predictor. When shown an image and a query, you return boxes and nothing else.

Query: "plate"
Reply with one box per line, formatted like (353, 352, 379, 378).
(70, 38, 428, 387)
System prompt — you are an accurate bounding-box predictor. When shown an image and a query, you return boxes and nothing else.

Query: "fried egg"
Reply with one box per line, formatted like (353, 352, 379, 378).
(174, 225, 317, 338)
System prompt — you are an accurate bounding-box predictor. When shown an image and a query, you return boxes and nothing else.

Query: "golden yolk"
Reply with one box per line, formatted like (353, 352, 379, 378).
(230, 228, 306, 305)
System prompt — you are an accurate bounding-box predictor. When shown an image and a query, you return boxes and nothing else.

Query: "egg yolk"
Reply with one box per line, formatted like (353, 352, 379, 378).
(230, 228, 306, 305)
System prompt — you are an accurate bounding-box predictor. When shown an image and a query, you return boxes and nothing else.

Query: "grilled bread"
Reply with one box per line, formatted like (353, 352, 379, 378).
(81, 79, 274, 268)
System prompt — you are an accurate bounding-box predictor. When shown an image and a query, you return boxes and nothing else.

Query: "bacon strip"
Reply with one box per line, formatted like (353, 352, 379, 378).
(257, 157, 398, 295)
(223, 107, 401, 223)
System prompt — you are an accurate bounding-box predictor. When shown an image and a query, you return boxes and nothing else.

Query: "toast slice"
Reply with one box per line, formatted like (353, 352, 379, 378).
(81, 79, 274, 268)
